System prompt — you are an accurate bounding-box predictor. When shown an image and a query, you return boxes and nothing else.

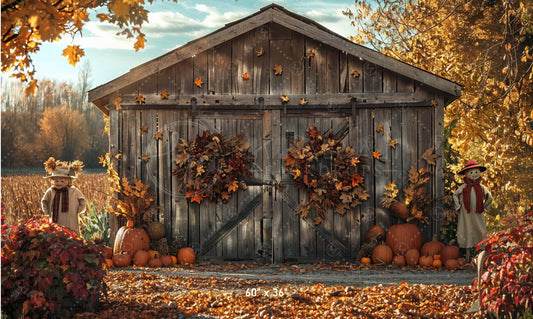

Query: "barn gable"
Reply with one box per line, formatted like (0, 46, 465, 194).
(89, 4, 461, 263)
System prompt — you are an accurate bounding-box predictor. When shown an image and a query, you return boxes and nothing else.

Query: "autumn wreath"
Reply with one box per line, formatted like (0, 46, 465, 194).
(173, 131, 254, 204)
(285, 126, 369, 225)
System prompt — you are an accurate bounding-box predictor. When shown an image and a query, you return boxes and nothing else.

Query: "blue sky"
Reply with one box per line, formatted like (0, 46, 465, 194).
(32, 0, 358, 88)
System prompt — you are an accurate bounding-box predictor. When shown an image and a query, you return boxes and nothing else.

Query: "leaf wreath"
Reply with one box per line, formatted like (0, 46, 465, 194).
(284, 126, 369, 224)
(173, 131, 254, 204)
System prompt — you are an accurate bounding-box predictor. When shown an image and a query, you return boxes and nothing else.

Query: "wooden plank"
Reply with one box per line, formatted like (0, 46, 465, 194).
(348, 113, 361, 257)
(348, 54, 363, 93)
(160, 110, 172, 233)
(390, 108, 403, 208)
(251, 117, 264, 260)
(270, 38, 291, 95)
(339, 52, 349, 93)
(397, 75, 415, 93)
(108, 108, 120, 247)
(356, 108, 375, 245)
(332, 117, 350, 260)
(271, 110, 283, 262)
(221, 118, 238, 258)
(401, 108, 418, 202)
(433, 96, 445, 238)
(374, 108, 392, 230)
(193, 51, 209, 96)
(326, 46, 340, 93)
(364, 62, 383, 93)
(418, 107, 433, 242)
(281, 116, 299, 259)
(304, 38, 319, 94)
(262, 110, 273, 261)
(383, 70, 396, 93)
(253, 25, 270, 95)
(315, 41, 327, 94)
(290, 35, 305, 94)
(176, 58, 194, 97)
(157, 65, 176, 96)
(211, 42, 232, 95)
(171, 111, 189, 244)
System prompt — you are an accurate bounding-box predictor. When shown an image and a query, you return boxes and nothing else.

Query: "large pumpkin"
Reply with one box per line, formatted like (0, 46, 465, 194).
(113, 226, 151, 257)
(177, 247, 196, 264)
(440, 241, 460, 264)
(385, 223, 422, 255)
(420, 235, 445, 257)
(146, 221, 166, 240)
(371, 244, 393, 264)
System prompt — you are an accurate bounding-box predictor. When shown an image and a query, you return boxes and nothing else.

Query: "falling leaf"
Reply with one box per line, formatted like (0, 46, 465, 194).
(114, 153, 122, 160)
(194, 77, 204, 88)
(390, 139, 398, 149)
(136, 94, 145, 105)
(421, 147, 439, 166)
(242, 73, 250, 80)
(160, 90, 169, 100)
(134, 35, 145, 52)
(352, 70, 360, 78)
(307, 50, 315, 58)
(142, 155, 150, 162)
(376, 125, 384, 133)
(373, 150, 382, 159)
(280, 94, 289, 102)
(62, 45, 84, 66)
(273, 64, 283, 75)
(140, 126, 148, 133)
(256, 47, 264, 57)
(155, 131, 163, 140)
(300, 98, 308, 105)
(112, 97, 122, 110)
(431, 100, 438, 107)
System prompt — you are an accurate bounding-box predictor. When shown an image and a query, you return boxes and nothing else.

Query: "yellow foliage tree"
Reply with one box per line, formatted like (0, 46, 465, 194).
(343, 0, 532, 217)
(1, 0, 171, 94)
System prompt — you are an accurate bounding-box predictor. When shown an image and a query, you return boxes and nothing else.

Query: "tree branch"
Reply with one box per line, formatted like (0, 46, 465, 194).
(1, 0, 23, 12)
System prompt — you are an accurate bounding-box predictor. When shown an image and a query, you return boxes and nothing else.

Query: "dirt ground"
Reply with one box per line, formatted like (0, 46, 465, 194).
(118, 262, 477, 287)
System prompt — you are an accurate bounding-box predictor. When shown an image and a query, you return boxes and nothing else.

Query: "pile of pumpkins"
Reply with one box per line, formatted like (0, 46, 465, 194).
(100, 221, 196, 268)
(361, 223, 467, 271)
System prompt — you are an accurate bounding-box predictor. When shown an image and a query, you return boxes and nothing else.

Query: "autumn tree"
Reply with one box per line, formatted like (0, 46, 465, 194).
(34, 104, 90, 162)
(1, 0, 162, 94)
(343, 0, 532, 217)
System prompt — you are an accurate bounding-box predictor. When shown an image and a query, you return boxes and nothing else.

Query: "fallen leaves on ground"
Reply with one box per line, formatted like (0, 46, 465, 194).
(74, 264, 484, 318)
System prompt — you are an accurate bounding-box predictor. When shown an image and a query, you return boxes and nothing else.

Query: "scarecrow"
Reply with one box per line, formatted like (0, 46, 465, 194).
(452, 159, 493, 261)
(41, 157, 87, 235)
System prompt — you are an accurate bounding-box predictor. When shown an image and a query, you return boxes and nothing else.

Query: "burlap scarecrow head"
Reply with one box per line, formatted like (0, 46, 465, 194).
(44, 157, 84, 179)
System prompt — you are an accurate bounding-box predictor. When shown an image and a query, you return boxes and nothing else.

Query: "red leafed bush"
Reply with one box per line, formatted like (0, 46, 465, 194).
(475, 204, 533, 317)
(1, 215, 106, 318)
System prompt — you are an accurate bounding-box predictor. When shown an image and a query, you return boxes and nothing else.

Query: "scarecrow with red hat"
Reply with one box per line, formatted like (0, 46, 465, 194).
(41, 157, 87, 235)
(452, 159, 493, 261)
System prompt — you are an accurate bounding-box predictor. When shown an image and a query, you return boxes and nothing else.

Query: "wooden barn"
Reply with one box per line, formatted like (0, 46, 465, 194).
(89, 4, 461, 263)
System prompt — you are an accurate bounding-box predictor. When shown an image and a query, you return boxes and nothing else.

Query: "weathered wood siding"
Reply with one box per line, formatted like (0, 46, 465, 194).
(106, 23, 447, 262)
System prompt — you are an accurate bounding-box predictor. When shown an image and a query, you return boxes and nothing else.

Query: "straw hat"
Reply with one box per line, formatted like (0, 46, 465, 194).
(44, 157, 83, 179)
(458, 159, 487, 175)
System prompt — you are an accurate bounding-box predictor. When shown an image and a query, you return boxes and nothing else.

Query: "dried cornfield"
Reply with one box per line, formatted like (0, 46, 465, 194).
(1, 173, 109, 223)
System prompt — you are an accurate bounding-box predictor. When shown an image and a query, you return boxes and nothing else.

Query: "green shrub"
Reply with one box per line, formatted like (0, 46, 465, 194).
(475, 204, 533, 318)
(1, 215, 106, 318)
(80, 202, 111, 246)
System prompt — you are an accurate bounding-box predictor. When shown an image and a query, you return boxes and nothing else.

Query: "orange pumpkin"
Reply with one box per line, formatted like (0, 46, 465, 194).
(386, 223, 422, 255)
(177, 247, 196, 264)
(445, 258, 459, 270)
(148, 257, 163, 267)
(392, 255, 406, 267)
(113, 226, 151, 257)
(405, 249, 420, 266)
(365, 225, 385, 241)
(161, 255, 173, 266)
(361, 257, 372, 264)
(148, 250, 160, 260)
(433, 254, 441, 260)
(419, 255, 434, 267)
(112, 252, 132, 267)
(420, 235, 445, 257)
(432, 259, 442, 268)
(133, 250, 150, 266)
(372, 244, 393, 265)
(390, 200, 409, 219)
(171, 256, 178, 265)
(440, 240, 460, 264)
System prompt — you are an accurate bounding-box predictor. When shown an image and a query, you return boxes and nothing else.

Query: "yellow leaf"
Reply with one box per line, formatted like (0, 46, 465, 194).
(114, 153, 122, 160)
(280, 94, 289, 102)
(62, 45, 84, 66)
(307, 50, 315, 58)
(373, 150, 382, 159)
(194, 77, 204, 88)
(376, 125, 384, 133)
(155, 131, 163, 140)
(196, 165, 205, 176)
(256, 47, 264, 57)
(160, 90, 169, 100)
(273, 64, 283, 75)
(227, 180, 239, 192)
(136, 94, 145, 105)
(292, 168, 301, 178)
(134, 35, 145, 52)
(300, 98, 308, 105)
(112, 97, 122, 110)
(108, 0, 130, 17)
(352, 70, 360, 78)
(390, 139, 398, 149)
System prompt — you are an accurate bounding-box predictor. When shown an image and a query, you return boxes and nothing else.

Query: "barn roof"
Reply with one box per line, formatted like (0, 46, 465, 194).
(89, 3, 461, 114)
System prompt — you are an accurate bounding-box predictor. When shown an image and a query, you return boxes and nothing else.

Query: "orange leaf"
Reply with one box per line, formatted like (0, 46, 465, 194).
(227, 180, 239, 193)
(155, 131, 164, 140)
(194, 77, 204, 88)
(136, 94, 145, 105)
(140, 126, 148, 133)
(161, 90, 169, 100)
(300, 98, 308, 105)
(390, 139, 398, 149)
(62, 45, 84, 66)
(307, 50, 315, 58)
(273, 64, 283, 75)
(256, 47, 264, 57)
(114, 153, 122, 160)
(376, 125, 384, 133)
(431, 100, 438, 107)
(134, 35, 145, 52)
(373, 150, 382, 159)
(242, 73, 250, 80)
(352, 70, 360, 78)
(142, 155, 150, 162)
(112, 97, 122, 110)
(280, 94, 289, 102)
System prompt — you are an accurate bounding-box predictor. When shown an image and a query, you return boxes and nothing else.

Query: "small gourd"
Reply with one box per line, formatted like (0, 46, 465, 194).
(112, 252, 132, 267)
(148, 257, 163, 267)
(133, 250, 150, 266)
(392, 255, 406, 267)
(160, 255, 173, 266)
(419, 255, 434, 267)
(405, 248, 420, 266)
(361, 257, 372, 264)
(432, 259, 442, 268)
